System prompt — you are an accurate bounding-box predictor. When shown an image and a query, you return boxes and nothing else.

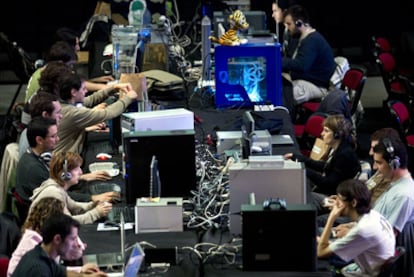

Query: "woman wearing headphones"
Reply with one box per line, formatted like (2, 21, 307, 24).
(29, 152, 112, 224)
(284, 114, 361, 213)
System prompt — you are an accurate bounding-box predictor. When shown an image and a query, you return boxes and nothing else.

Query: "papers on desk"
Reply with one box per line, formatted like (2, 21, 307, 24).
(97, 222, 134, 231)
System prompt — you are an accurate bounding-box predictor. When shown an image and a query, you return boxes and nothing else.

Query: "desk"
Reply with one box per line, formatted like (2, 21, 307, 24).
(79, 224, 200, 277)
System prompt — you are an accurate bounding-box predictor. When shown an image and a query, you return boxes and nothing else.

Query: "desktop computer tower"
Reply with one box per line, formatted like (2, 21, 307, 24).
(228, 160, 306, 235)
(242, 204, 317, 272)
(123, 130, 196, 204)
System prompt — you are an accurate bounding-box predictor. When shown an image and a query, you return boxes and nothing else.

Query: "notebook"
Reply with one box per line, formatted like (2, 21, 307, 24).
(271, 134, 294, 145)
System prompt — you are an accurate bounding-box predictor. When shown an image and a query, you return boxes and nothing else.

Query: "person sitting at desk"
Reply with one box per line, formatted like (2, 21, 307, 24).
(281, 5, 336, 105)
(284, 114, 361, 213)
(16, 115, 118, 223)
(7, 197, 90, 276)
(11, 213, 107, 277)
(317, 179, 395, 277)
(30, 151, 113, 224)
(54, 72, 139, 154)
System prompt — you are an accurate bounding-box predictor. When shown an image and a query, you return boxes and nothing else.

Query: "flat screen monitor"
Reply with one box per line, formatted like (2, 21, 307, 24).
(214, 43, 282, 108)
(122, 130, 196, 204)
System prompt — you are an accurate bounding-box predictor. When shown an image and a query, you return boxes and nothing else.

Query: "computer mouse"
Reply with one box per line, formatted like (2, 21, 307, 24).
(251, 145, 263, 153)
(96, 153, 112, 160)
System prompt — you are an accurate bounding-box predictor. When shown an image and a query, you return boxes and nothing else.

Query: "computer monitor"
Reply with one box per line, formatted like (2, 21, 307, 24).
(123, 130, 196, 204)
(214, 43, 282, 108)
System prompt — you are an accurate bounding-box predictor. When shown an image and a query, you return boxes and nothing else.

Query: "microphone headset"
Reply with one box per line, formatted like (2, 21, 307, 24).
(61, 152, 72, 181)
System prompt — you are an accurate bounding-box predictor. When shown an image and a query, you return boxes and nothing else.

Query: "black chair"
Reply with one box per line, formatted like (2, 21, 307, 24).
(378, 246, 406, 277)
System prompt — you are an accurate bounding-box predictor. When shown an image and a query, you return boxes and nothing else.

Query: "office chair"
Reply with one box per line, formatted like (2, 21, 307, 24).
(378, 246, 406, 277)
(386, 99, 414, 147)
(294, 112, 328, 157)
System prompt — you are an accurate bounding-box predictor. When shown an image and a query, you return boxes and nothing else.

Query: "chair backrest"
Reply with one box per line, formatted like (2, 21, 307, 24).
(304, 113, 327, 138)
(341, 65, 367, 115)
(387, 100, 411, 133)
(373, 36, 392, 53)
(0, 257, 9, 277)
(378, 246, 406, 277)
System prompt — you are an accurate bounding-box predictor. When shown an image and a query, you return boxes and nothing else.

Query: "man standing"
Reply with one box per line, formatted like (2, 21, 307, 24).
(11, 213, 107, 277)
(282, 5, 336, 105)
(318, 179, 395, 276)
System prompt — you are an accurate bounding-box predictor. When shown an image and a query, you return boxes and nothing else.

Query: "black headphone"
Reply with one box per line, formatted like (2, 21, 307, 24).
(295, 20, 304, 27)
(61, 152, 72, 181)
(383, 138, 401, 170)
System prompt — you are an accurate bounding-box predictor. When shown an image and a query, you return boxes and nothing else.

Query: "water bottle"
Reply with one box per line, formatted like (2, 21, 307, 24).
(112, 25, 140, 80)
(201, 15, 212, 81)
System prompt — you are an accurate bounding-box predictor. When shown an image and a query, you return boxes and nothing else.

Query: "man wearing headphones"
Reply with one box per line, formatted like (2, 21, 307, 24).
(371, 136, 414, 236)
(281, 5, 336, 105)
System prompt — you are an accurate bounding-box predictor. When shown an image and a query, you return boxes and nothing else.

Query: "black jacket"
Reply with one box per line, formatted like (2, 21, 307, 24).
(292, 140, 361, 196)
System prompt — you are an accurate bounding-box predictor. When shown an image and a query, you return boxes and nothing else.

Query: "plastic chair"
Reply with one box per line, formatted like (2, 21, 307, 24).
(378, 246, 406, 277)
(372, 35, 414, 78)
(386, 100, 414, 147)
(294, 112, 328, 156)
(0, 257, 9, 277)
(300, 66, 366, 126)
(375, 52, 414, 106)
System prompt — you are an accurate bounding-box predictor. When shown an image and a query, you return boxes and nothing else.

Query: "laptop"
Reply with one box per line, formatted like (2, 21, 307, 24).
(107, 243, 145, 277)
(271, 134, 294, 145)
(83, 213, 144, 276)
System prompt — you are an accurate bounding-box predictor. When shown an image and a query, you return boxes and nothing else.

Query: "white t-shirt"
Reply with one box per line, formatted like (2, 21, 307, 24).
(329, 209, 395, 276)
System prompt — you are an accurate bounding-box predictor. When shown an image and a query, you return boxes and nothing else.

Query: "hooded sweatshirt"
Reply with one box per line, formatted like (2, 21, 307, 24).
(30, 178, 100, 224)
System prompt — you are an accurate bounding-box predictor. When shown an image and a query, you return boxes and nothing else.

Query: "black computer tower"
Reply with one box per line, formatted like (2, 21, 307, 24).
(122, 130, 196, 204)
(241, 204, 317, 272)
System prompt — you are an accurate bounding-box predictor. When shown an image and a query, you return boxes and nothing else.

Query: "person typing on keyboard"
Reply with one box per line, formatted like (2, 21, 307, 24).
(30, 151, 114, 224)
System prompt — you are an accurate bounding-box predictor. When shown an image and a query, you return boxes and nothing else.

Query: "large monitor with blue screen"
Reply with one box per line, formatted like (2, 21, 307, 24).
(214, 43, 282, 109)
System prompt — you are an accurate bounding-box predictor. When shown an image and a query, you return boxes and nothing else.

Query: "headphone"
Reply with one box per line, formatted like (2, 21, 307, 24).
(61, 152, 72, 181)
(295, 20, 304, 27)
(383, 138, 401, 170)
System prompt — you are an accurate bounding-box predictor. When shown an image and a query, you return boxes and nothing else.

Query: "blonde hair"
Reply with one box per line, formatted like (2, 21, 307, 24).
(23, 197, 64, 233)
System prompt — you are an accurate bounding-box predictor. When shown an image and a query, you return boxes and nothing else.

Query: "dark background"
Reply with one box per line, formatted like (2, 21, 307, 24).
(1, 0, 414, 63)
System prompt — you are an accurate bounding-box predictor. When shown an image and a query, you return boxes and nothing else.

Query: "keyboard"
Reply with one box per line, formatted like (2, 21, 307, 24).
(107, 206, 135, 223)
(89, 183, 121, 195)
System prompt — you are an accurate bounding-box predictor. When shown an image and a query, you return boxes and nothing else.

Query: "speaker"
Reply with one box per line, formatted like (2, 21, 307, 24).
(123, 130, 196, 204)
(383, 138, 401, 170)
(61, 152, 72, 181)
(242, 204, 317, 271)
